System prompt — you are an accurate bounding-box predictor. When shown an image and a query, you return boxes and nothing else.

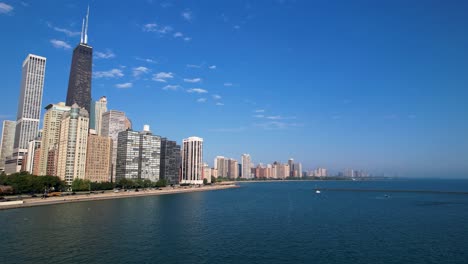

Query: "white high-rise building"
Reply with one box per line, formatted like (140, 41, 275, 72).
(38, 103, 71, 176)
(5, 54, 46, 174)
(0, 120, 16, 172)
(94, 96, 107, 136)
(56, 104, 89, 185)
(181, 137, 203, 185)
(241, 154, 252, 179)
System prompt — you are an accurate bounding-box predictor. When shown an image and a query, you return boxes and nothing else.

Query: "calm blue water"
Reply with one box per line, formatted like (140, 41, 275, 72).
(1, 180, 468, 264)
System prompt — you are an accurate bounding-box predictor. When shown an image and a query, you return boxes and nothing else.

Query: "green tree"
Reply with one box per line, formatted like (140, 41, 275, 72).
(71, 178, 91, 192)
(203, 178, 208, 185)
(211, 176, 216, 184)
(155, 179, 167, 188)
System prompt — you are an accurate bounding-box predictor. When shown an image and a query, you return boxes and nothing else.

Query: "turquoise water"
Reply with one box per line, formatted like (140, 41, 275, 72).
(1, 180, 468, 264)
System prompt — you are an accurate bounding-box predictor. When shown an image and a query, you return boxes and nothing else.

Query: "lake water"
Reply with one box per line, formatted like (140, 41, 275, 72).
(1, 180, 468, 264)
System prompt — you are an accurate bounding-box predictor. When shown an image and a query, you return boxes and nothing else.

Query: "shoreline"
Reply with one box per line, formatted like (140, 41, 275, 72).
(0, 184, 239, 211)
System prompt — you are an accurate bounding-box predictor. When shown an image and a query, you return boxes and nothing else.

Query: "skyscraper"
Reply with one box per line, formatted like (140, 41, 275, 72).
(25, 140, 41, 174)
(214, 156, 228, 178)
(101, 110, 129, 181)
(115, 125, 161, 182)
(5, 54, 46, 174)
(0, 120, 16, 172)
(160, 138, 181, 184)
(65, 7, 93, 113)
(38, 102, 71, 176)
(228, 158, 238, 179)
(85, 130, 112, 182)
(92, 96, 107, 135)
(241, 154, 252, 179)
(181, 137, 203, 185)
(139, 126, 161, 182)
(56, 104, 89, 185)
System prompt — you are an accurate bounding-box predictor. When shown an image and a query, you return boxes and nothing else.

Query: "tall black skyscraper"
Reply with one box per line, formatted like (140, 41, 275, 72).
(160, 138, 181, 184)
(66, 7, 93, 113)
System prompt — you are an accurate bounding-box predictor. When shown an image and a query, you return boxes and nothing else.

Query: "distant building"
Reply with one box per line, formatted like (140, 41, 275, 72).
(228, 158, 238, 179)
(90, 96, 107, 134)
(38, 103, 71, 176)
(6, 54, 46, 174)
(101, 110, 129, 181)
(0, 120, 16, 172)
(116, 125, 161, 182)
(181, 137, 203, 185)
(56, 104, 89, 185)
(203, 163, 211, 182)
(25, 140, 41, 174)
(160, 138, 181, 184)
(241, 154, 252, 179)
(214, 156, 228, 178)
(85, 130, 112, 182)
(211, 168, 218, 178)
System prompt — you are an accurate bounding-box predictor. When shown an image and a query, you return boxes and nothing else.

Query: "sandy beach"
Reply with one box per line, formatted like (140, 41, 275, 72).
(0, 184, 239, 211)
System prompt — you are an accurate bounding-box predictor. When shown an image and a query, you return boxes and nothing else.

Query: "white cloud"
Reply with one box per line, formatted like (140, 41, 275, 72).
(216, 102, 224, 106)
(254, 121, 302, 130)
(254, 109, 265, 113)
(253, 115, 264, 118)
(143, 23, 173, 34)
(209, 65, 217, 69)
(50, 39, 71, 49)
(184, 78, 202, 83)
(265, 115, 296, 120)
(152, 72, 174, 82)
(95, 50, 116, 59)
(212, 94, 222, 100)
(136, 57, 157, 64)
(0, 2, 13, 14)
(197, 98, 207, 103)
(116, 82, 133, 89)
(174, 32, 183, 38)
(224, 82, 233, 86)
(181, 10, 193, 21)
(133, 66, 150, 77)
(233, 25, 240, 30)
(94, 69, 124, 79)
(162, 85, 180, 91)
(187, 88, 208, 94)
(187, 64, 202, 68)
(47, 23, 80, 37)
(183, 37, 192, 42)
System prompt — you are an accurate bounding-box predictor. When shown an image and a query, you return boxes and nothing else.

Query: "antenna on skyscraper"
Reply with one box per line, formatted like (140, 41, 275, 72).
(84, 5, 90, 44)
(80, 18, 85, 43)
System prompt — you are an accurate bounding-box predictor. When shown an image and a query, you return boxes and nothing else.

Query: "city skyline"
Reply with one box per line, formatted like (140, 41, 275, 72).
(0, 1, 467, 177)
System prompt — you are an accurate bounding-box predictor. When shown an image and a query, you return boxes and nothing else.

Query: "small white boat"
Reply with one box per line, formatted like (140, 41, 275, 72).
(315, 190, 321, 194)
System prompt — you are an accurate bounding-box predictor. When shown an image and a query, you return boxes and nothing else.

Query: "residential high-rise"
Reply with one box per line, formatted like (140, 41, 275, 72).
(160, 138, 181, 184)
(66, 7, 93, 113)
(181, 137, 203, 185)
(116, 125, 161, 182)
(241, 154, 252, 179)
(214, 156, 228, 178)
(228, 158, 238, 179)
(85, 130, 112, 182)
(90, 96, 107, 135)
(5, 54, 46, 174)
(203, 163, 211, 183)
(25, 140, 41, 174)
(116, 130, 140, 181)
(101, 110, 129, 181)
(56, 104, 89, 185)
(288, 158, 294, 177)
(139, 126, 161, 182)
(38, 103, 71, 176)
(0, 120, 16, 172)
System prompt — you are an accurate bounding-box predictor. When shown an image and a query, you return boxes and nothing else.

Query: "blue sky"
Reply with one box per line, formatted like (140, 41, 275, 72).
(0, 0, 467, 177)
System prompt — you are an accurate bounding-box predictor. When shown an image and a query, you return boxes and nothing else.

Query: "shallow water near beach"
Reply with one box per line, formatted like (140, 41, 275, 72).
(1, 179, 468, 264)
